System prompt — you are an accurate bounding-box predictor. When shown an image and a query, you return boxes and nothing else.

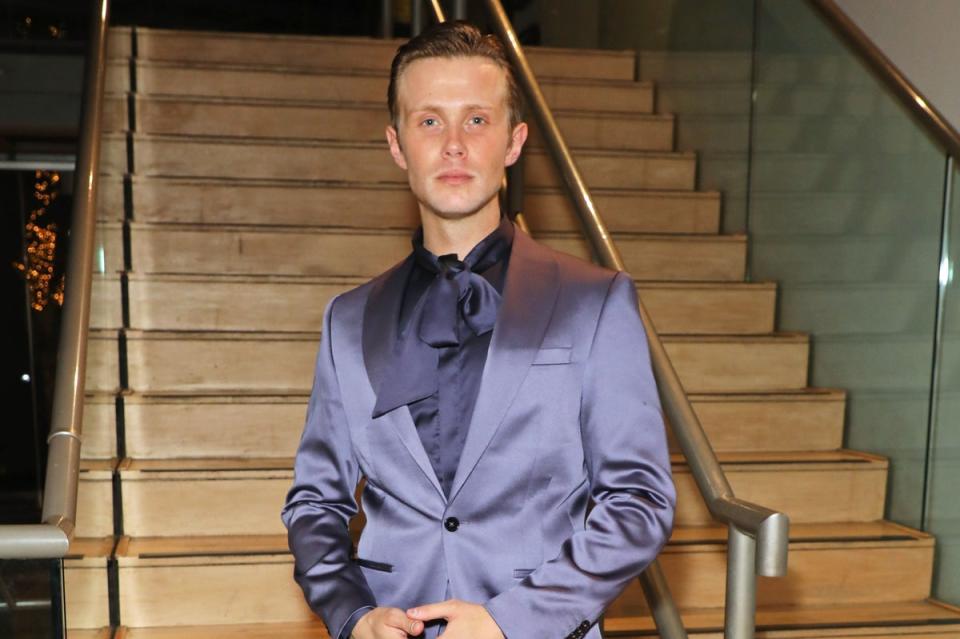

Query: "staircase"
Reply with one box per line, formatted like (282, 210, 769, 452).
(68, 25, 960, 639)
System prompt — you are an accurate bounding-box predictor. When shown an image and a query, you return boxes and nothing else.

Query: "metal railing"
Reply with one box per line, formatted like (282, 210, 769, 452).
(412, 2, 790, 638)
(0, 0, 111, 559)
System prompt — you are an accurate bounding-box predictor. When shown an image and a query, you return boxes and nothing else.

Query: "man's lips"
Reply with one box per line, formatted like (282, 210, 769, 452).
(436, 171, 473, 185)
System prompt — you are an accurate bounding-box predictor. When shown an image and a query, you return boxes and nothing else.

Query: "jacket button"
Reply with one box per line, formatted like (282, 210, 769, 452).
(444, 517, 460, 532)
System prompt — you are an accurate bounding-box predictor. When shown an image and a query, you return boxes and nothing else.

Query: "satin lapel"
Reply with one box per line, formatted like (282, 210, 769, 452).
(448, 227, 560, 504)
(362, 254, 446, 501)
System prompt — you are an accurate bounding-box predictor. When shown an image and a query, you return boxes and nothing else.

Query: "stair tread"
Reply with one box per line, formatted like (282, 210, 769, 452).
(67, 536, 116, 559)
(67, 630, 114, 639)
(121, 174, 721, 198)
(124, 26, 636, 61)
(123, 92, 670, 121)
(670, 520, 923, 545)
(117, 131, 695, 158)
(111, 521, 929, 560)
(125, 220, 741, 240)
(106, 387, 845, 402)
(108, 329, 803, 341)
(125, 57, 655, 89)
(114, 449, 879, 474)
(110, 600, 960, 638)
(124, 271, 774, 291)
(116, 622, 330, 639)
(605, 600, 960, 635)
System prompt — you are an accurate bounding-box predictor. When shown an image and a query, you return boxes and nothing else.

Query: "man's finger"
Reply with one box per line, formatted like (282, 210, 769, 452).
(384, 608, 424, 635)
(407, 599, 459, 621)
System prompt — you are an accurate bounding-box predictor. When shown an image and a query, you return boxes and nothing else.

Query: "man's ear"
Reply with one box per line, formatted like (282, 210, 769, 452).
(386, 124, 408, 170)
(505, 121, 528, 167)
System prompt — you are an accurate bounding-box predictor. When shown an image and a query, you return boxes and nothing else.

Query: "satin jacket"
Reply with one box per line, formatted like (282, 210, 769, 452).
(281, 223, 676, 639)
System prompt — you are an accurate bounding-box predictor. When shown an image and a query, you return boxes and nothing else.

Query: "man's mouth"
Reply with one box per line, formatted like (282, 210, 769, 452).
(437, 171, 473, 185)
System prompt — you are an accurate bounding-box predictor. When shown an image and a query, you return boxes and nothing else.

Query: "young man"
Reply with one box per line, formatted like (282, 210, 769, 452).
(281, 21, 675, 639)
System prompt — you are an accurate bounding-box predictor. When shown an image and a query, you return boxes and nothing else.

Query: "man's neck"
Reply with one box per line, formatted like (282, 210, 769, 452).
(420, 205, 501, 260)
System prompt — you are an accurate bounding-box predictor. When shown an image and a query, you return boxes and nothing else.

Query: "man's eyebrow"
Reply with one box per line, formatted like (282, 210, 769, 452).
(408, 103, 496, 113)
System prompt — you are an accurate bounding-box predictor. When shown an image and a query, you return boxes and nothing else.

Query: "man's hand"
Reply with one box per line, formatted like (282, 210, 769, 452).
(352, 606, 424, 638)
(406, 599, 505, 639)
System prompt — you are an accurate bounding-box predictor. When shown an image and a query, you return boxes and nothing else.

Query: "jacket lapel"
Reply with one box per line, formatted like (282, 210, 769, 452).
(362, 254, 447, 500)
(448, 227, 560, 504)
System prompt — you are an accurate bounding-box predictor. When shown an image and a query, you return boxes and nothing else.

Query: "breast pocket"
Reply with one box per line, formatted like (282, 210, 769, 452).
(532, 346, 572, 366)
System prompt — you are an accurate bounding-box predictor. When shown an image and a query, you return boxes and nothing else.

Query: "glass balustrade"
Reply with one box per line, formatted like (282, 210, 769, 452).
(527, 0, 960, 606)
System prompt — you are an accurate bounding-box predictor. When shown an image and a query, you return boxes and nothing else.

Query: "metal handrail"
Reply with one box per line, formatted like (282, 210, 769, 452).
(0, 0, 110, 559)
(465, 1, 791, 637)
(810, 0, 960, 161)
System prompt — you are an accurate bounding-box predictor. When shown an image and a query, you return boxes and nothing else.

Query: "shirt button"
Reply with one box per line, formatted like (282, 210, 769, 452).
(444, 517, 460, 532)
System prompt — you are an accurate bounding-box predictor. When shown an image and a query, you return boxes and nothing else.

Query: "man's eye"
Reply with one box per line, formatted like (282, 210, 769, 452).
(469, 116, 486, 125)
(422, 117, 437, 126)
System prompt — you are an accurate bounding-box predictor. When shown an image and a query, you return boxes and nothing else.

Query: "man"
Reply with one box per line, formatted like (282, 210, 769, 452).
(281, 21, 675, 639)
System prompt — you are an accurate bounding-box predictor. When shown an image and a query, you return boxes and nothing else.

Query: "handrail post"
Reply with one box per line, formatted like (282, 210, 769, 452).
(639, 562, 689, 638)
(725, 526, 757, 639)
(412, 0, 425, 36)
(380, 0, 393, 38)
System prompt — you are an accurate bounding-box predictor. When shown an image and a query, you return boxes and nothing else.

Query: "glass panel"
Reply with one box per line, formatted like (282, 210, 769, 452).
(748, 0, 946, 528)
(928, 159, 960, 603)
(0, 558, 65, 639)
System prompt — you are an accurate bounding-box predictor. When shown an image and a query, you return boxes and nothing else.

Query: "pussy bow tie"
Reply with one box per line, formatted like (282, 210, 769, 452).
(417, 252, 501, 347)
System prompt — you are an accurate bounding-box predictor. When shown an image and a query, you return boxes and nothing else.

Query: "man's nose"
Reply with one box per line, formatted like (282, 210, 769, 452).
(442, 128, 466, 158)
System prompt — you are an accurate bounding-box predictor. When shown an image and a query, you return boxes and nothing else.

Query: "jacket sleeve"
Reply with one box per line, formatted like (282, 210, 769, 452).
(484, 270, 677, 638)
(281, 294, 377, 638)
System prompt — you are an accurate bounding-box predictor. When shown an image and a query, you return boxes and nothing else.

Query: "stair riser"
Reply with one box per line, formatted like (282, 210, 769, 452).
(614, 541, 933, 611)
(109, 541, 933, 627)
(64, 560, 110, 630)
(127, 279, 773, 335)
(122, 401, 307, 460)
(99, 176, 721, 234)
(114, 334, 806, 394)
(103, 136, 697, 191)
(120, 474, 289, 537)
(87, 332, 120, 393)
(81, 397, 118, 459)
(114, 61, 654, 113)
(104, 393, 844, 461)
(105, 97, 674, 152)
(116, 463, 884, 537)
(675, 464, 886, 525)
(91, 276, 122, 330)
(638, 51, 752, 84)
(91, 223, 124, 274)
(128, 31, 636, 81)
(676, 395, 845, 452)
(665, 338, 808, 392)
(128, 226, 745, 281)
(75, 472, 114, 538)
(117, 557, 313, 627)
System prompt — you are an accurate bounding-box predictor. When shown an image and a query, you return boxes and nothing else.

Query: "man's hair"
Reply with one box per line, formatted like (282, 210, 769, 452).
(387, 20, 524, 132)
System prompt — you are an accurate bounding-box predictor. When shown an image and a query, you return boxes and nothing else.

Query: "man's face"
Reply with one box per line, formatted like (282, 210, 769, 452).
(386, 56, 527, 222)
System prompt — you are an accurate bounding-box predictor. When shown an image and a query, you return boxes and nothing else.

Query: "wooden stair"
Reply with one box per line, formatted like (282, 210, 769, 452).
(68, 24, 960, 638)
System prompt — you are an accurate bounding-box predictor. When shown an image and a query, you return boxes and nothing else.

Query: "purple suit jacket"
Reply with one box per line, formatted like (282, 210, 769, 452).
(281, 223, 676, 639)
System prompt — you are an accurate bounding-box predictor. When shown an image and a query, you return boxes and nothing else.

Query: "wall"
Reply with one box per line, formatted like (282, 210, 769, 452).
(834, 0, 960, 134)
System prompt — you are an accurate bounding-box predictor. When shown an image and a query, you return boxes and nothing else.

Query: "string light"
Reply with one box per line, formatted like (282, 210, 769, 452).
(12, 170, 63, 311)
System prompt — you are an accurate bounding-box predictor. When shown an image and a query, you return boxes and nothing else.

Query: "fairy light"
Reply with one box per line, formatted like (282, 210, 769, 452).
(13, 170, 63, 311)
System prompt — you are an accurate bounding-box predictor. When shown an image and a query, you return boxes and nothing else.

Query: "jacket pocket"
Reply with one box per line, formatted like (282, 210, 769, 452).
(512, 568, 535, 579)
(354, 557, 394, 573)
